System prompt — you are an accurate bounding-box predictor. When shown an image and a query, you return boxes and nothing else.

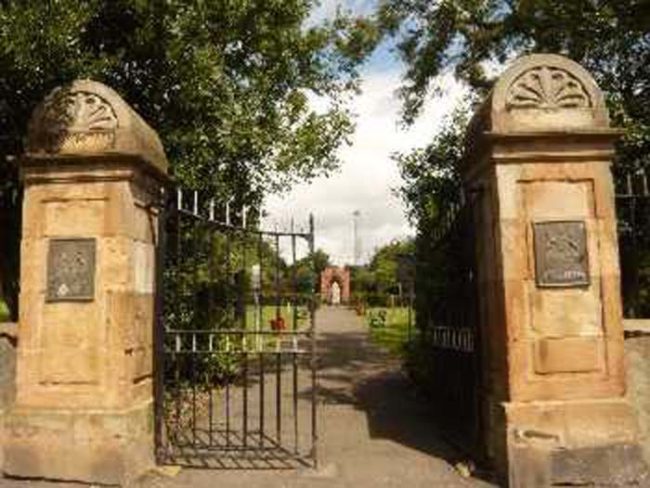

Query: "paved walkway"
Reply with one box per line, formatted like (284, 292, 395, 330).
(142, 306, 494, 487)
(1, 307, 495, 487)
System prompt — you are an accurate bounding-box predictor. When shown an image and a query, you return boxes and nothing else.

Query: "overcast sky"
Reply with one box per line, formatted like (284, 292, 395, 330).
(263, 0, 466, 265)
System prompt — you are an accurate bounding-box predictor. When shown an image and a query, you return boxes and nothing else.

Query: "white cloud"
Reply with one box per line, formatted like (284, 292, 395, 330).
(263, 69, 467, 265)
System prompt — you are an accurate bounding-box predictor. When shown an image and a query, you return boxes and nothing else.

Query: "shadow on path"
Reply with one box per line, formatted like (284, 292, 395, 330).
(315, 307, 492, 484)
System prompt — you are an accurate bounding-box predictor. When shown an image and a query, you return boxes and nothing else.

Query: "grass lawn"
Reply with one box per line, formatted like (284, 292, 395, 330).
(365, 307, 414, 357)
(0, 300, 9, 322)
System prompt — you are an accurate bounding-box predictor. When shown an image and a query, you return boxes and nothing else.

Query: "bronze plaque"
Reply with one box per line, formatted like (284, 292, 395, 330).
(533, 221, 589, 287)
(46, 238, 96, 302)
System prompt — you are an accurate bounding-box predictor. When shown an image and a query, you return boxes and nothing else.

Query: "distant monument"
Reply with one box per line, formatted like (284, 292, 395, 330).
(330, 281, 341, 305)
(320, 266, 350, 305)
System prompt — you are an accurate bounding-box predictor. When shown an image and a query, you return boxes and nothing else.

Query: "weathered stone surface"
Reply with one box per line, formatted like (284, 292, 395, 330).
(550, 443, 647, 486)
(3, 402, 153, 485)
(2, 80, 168, 483)
(0, 323, 17, 410)
(26, 79, 167, 173)
(504, 400, 648, 486)
(624, 324, 650, 471)
(509, 442, 648, 487)
(533, 336, 601, 374)
(0, 323, 17, 471)
(489, 54, 610, 133)
(14, 166, 162, 410)
(462, 54, 645, 486)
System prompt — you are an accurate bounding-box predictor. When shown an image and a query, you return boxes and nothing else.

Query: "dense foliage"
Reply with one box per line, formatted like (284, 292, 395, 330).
(291, 248, 330, 295)
(381, 0, 650, 318)
(395, 106, 471, 230)
(351, 239, 414, 305)
(372, 1, 650, 407)
(0, 0, 378, 319)
(378, 0, 649, 134)
(380, 0, 650, 223)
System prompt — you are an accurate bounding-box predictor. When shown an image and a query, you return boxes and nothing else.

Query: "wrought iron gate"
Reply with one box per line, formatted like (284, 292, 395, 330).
(615, 167, 650, 318)
(415, 192, 483, 456)
(154, 188, 318, 469)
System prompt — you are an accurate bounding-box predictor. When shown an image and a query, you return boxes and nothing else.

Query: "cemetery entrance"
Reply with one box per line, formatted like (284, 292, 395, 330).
(154, 189, 318, 469)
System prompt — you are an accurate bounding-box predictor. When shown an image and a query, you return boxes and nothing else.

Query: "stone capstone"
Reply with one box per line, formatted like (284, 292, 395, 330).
(26, 79, 167, 173)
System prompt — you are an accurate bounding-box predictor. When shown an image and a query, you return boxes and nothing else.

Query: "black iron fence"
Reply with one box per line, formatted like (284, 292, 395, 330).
(615, 167, 650, 318)
(155, 188, 318, 469)
(410, 193, 483, 456)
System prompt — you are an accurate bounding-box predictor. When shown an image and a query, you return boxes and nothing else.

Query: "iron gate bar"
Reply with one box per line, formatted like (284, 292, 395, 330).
(208, 225, 215, 447)
(415, 191, 483, 458)
(225, 217, 232, 449)
(274, 233, 281, 447)
(177, 206, 312, 238)
(292, 223, 299, 454)
(258, 231, 265, 449)
(308, 214, 318, 465)
(192, 213, 200, 447)
(615, 167, 650, 318)
(155, 187, 318, 469)
(153, 188, 167, 461)
(241, 228, 248, 450)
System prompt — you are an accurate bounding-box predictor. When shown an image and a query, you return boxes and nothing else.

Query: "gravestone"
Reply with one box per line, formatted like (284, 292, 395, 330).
(1, 80, 169, 484)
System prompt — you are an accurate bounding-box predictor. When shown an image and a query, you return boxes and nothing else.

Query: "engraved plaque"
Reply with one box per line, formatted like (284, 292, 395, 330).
(533, 221, 589, 287)
(46, 238, 96, 302)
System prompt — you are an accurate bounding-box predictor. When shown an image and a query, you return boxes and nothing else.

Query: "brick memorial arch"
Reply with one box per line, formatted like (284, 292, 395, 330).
(320, 266, 350, 305)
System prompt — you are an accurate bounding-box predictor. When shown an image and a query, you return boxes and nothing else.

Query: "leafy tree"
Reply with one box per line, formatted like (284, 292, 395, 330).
(377, 0, 649, 145)
(380, 1, 650, 320)
(290, 248, 329, 294)
(351, 239, 414, 304)
(382, 0, 650, 221)
(0, 0, 378, 319)
(350, 265, 376, 294)
(310, 249, 331, 283)
(368, 239, 414, 293)
(396, 105, 471, 231)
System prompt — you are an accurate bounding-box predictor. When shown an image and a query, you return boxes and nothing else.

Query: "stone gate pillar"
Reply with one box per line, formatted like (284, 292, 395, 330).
(464, 55, 646, 486)
(2, 80, 168, 484)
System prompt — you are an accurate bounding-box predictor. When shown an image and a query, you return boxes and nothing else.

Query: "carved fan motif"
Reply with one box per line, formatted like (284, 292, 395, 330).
(38, 90, 118, 152)
(506, 66, 591, 110)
